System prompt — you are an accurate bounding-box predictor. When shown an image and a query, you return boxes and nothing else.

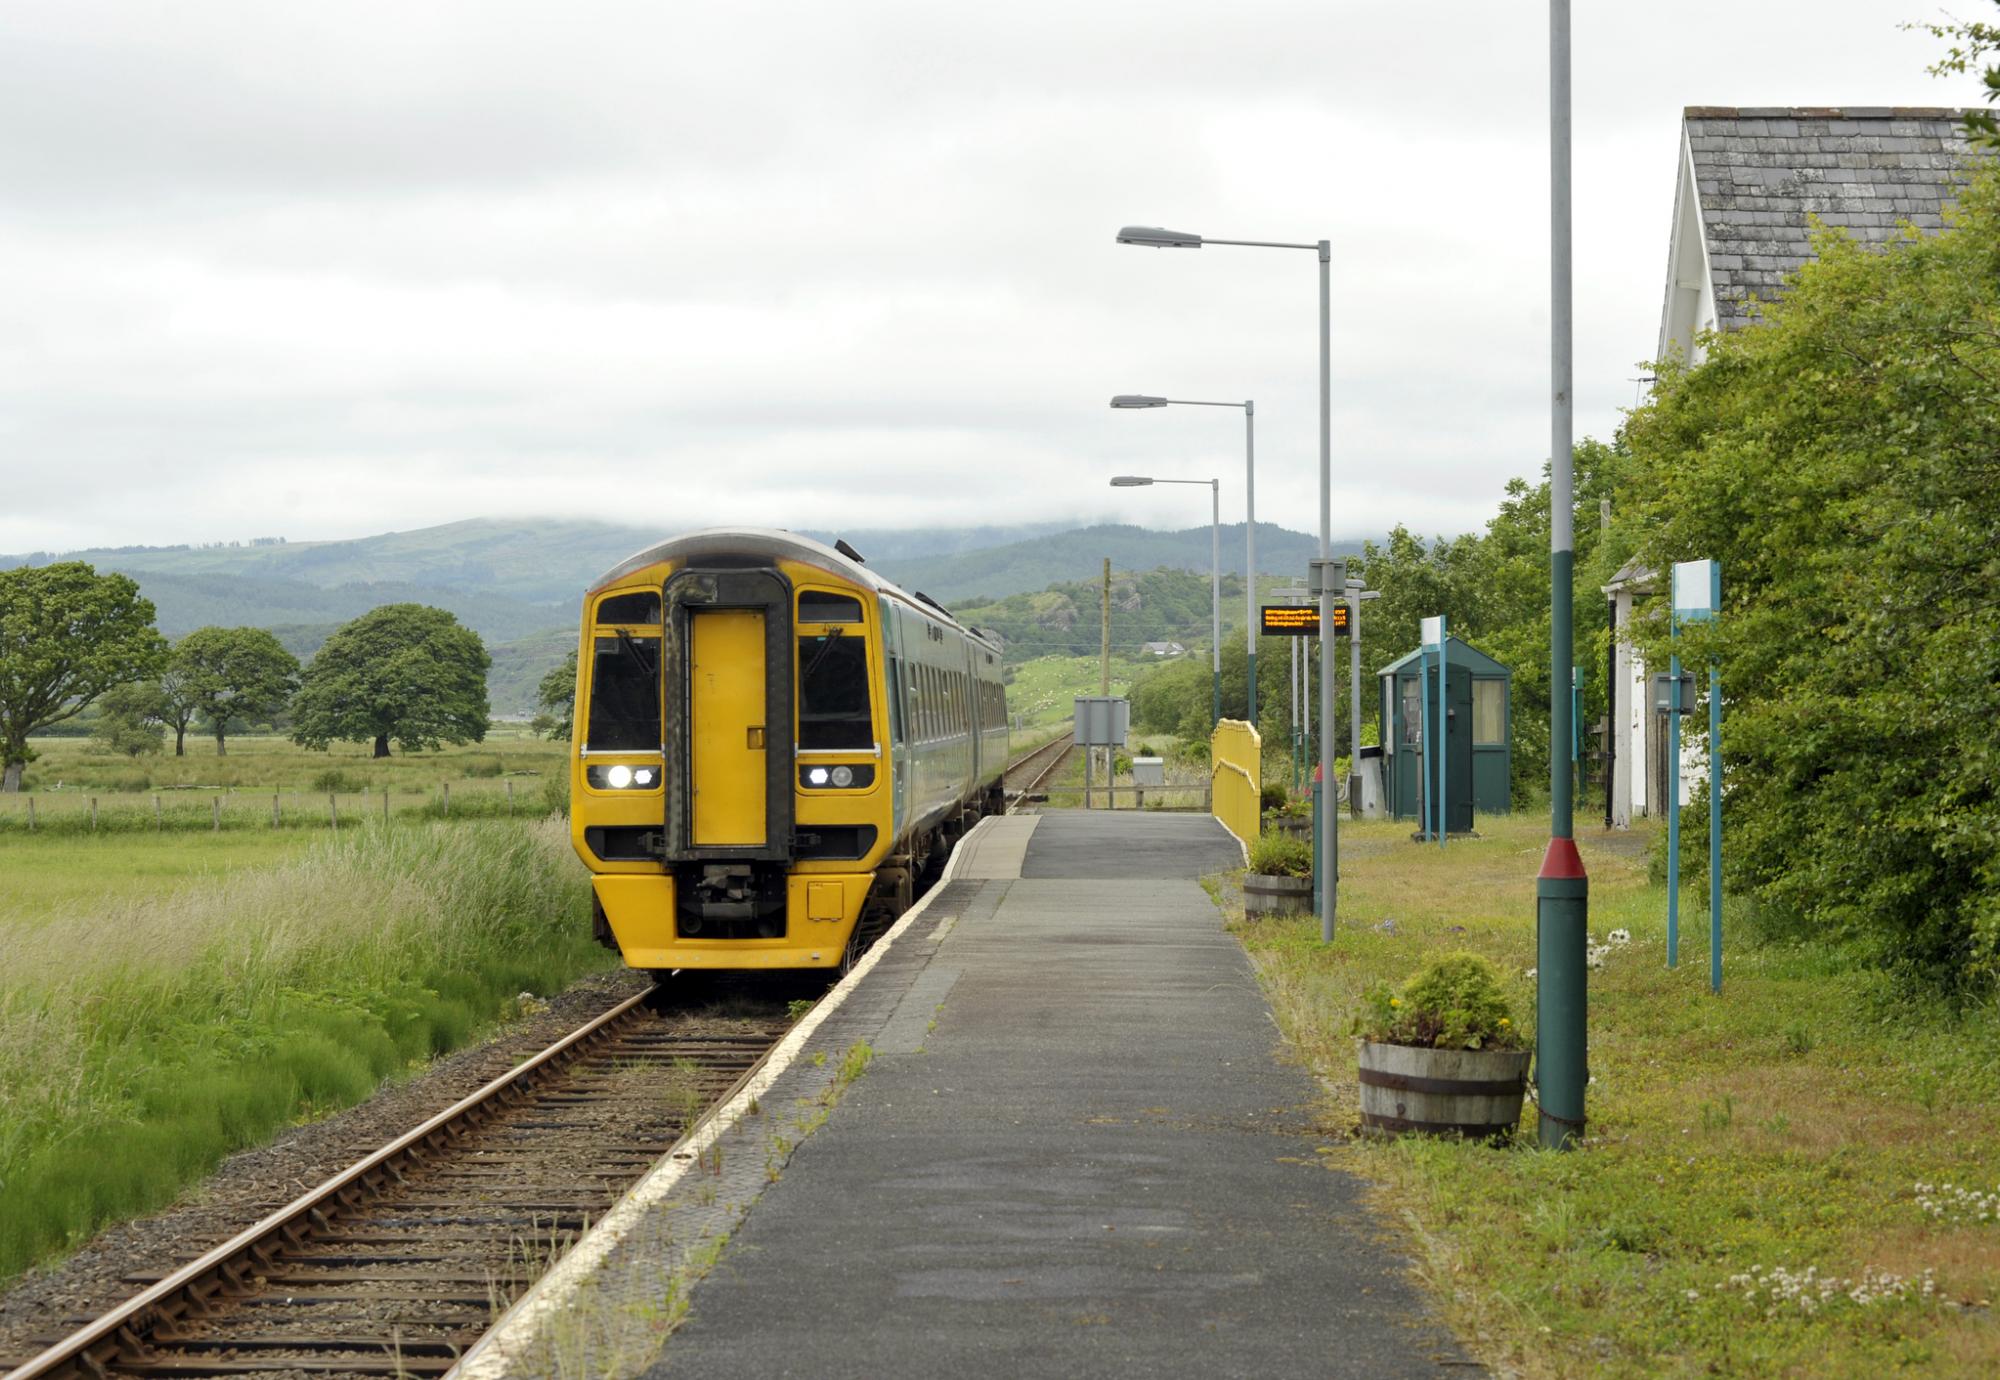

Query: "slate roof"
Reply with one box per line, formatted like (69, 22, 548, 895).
(1684, 106, 1974, 329)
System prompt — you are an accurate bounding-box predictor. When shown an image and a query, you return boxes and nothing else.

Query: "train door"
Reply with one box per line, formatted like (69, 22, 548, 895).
(687, 609, 767, 846)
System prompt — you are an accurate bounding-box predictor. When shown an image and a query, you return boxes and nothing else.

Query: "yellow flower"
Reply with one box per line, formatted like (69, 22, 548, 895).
(1499, 1018, 1510, 1026)
(1389, 998, 1401, 1008)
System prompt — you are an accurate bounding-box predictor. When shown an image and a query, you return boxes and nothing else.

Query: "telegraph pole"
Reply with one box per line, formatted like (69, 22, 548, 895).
(1536, 0, 1589, 1150)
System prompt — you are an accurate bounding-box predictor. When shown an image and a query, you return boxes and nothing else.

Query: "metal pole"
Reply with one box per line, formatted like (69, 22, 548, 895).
(1290, 632, 1300, 791)
(1536, 0, 1589, 1151)
(1244, 402, 1257, 727)
(1317, 240, 1337, 942)
(1211, 480, 1222, 729)
(1709, 661, 1722, 994)
(1668, 633, 1682, 967)
(1349, 588, 1362, 813)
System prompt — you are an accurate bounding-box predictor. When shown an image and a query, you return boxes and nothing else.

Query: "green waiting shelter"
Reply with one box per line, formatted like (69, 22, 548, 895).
(1378, 635, 1513, 828)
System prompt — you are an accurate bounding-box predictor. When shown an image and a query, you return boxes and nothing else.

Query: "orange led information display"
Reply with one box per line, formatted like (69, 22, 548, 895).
(1259, 604, 1349, 637)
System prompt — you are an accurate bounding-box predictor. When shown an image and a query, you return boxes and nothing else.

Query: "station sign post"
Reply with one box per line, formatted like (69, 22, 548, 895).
(1420, 614, 1446, 848)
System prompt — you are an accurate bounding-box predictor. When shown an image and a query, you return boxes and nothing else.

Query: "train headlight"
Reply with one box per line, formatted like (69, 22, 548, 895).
(798, 763, 874, 789)
(587, 763, 663, 790)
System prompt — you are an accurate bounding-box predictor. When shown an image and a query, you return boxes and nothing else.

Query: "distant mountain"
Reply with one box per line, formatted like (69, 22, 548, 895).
(871, 522, 1364, 606)
(3, 515, 1364, 715)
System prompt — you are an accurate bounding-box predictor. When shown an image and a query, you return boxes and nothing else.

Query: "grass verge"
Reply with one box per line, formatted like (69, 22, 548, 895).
(0, 817, 617, 1284)
(1228, 811, 2000, 1377)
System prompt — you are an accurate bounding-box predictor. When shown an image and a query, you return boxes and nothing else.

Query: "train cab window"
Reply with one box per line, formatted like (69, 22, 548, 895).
(596, 591, 661, 625)
(587, 634, 660, 751)
(798, 632, 873, 749)
(799, 591, 863, 623)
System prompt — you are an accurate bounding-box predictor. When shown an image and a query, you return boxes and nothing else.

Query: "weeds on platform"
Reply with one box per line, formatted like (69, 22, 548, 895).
(0, 817, 614, 1284)
(1222, 812, 2000, 1377)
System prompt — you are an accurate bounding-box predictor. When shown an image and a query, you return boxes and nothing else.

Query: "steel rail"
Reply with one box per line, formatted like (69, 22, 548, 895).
(1010, 730, 1076, 799)
(5, 989, 657, 1380)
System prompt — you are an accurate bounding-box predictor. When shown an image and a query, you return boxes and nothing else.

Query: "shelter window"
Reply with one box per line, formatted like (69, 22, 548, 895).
(1474, 680, 1506, 745)
(1401, 680, 1422, 747)
(596, 591, 661, 625)
(587, 635, 660, 751)
(799, 591, 864, 624)
(798, 633, 873, 749)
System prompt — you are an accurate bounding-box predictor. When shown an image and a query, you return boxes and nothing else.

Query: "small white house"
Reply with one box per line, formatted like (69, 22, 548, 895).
(1612, 105, 1974, 826)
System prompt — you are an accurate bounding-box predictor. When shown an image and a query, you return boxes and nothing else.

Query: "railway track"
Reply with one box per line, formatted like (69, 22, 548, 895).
(3, 991, 794, 1380)
(1002, 729, 1074, 806)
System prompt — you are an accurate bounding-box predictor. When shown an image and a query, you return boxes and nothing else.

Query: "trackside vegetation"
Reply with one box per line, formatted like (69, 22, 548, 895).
(1621, 156, 2000, 992)
(1230, 813, 2000, 1376)
(0, 817, 617, 1283)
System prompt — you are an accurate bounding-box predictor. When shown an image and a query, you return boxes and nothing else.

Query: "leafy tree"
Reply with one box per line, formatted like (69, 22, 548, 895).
(1913, 3, 2000, 148)
(174, 626, 301, 755)
(532, 650, 578, 741)
(93, 681, 168, 757)
(292, 604, 491, 758)
(0, 563, 167, 791)
(1622, 157, 2000, 989)
(155, 662, 201, 756)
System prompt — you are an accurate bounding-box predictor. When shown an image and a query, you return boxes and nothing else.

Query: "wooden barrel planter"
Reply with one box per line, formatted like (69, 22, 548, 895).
(1242, 872, 1312, 916)
(1357, 1040, 1531, 1141)
(1269, 814, 1312, 841)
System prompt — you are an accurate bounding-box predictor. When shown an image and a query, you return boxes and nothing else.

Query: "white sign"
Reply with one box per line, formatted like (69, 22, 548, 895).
(1420, 615, 1445, 649)
(1672, 559, 1720, 621)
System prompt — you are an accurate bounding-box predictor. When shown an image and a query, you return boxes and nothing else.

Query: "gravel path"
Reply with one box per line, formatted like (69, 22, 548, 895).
(0, 967, 650, 1360)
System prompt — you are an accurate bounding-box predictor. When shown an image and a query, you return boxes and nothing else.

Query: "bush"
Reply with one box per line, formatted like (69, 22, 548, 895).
(1355, 952, 1524, 1051)
(462, 756, 505, 779)
(1248, 832, 1312, 878)
(1259, 782, 1289, 813)
(309, 768, 366, 794)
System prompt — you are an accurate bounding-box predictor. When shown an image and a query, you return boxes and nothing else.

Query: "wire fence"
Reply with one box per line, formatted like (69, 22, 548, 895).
(0, 779, 555, 836)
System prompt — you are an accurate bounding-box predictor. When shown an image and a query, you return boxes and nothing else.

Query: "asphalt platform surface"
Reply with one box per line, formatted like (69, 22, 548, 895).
(647, 809, 1472, 1378)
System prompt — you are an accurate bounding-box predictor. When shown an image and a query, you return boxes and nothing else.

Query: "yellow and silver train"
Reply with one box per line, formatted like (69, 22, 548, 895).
(568, 528, 1009, 973)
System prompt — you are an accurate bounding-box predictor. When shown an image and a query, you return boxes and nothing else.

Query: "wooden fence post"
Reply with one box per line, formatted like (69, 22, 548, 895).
(442, 781, 450, 816)
(272, 793, 280, 828)
(27, 796, 34, 831)
(155, 794, 163, 830)
(91, 797, 98, 831)
(329, 792, 338, 834)
(506, 780, 514, 815)
(212, 796, 221, 832)
(382, 788, 389, 823)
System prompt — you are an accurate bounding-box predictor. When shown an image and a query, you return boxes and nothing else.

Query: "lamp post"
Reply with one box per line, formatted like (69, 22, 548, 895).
(1110, 472, 1222, 728)
(1118, 225, 1337, 939)
(1110, 394, 1256, 725)
(1536, 0, 1590, 1151)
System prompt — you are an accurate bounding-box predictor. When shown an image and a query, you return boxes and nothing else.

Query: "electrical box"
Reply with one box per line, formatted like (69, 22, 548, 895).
(1130, 756, 1165, 787)
(1650, 672, 1696, 713)
(1073, 696, 1130, 747)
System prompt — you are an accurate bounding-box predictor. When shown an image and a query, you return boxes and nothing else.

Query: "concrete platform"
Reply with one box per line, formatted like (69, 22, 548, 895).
(644, 809, 1471, 1378)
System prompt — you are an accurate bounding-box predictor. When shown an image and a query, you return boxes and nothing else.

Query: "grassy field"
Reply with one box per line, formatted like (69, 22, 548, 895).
(1226, 811, 2000, 1376)
(0, 816, 617, 1284)
(3, 730, 569, 834)
(1004, 654, 1142, 728)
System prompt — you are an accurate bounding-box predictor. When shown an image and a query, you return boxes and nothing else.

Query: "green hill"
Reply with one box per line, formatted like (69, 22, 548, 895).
(872, 522, 1358, 606)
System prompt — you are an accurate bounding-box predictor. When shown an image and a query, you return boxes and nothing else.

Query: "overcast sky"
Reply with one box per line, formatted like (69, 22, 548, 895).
(0, 1, 1981, 554)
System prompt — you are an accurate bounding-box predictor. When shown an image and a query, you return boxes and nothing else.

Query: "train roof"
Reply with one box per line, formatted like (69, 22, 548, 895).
(587, 527, 999, 651)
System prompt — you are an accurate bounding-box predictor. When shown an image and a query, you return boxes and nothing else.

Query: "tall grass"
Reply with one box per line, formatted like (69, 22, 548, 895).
(0, 818, 615, 1283)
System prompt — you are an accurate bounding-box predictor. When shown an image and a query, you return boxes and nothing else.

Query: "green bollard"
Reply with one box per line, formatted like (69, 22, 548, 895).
(1535, 837, 1589, 1148)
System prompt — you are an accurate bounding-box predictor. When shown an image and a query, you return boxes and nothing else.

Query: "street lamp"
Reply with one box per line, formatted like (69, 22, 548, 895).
(1108, 474, 1221, 727)
(1109, 394, 1257, 724)
(1118, 223, 1338, 941)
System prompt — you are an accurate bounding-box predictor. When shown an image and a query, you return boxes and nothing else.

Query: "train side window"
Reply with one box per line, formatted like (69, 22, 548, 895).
(799, 591, 863, 623)
(798, 632, 873, 749)
(886, 655, 905, 745)
(596, 591, 661, 625)
(587, 635, 660, 751)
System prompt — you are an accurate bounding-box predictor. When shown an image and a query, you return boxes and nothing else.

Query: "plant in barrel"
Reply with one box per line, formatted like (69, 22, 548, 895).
(1354, 953, 1531, 1141)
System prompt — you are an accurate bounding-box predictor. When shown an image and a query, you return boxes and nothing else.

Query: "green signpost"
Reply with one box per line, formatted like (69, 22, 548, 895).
(1669, 558, 1723, 993)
